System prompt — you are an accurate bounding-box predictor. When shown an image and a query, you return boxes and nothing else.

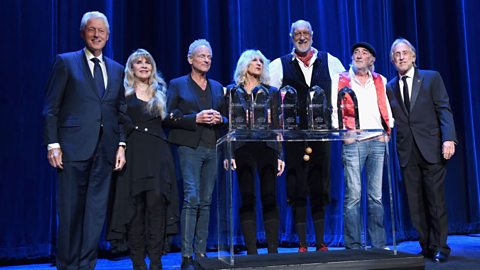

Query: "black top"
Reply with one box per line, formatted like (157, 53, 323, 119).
(189, 77, 216, 148)
(107, 94, 179, 241)
(166, 74, 227, 148)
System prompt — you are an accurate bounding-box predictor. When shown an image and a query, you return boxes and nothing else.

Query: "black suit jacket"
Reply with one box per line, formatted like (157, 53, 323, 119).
(43, 49, 126, 162)
(386, 68, 456, 167)
(166, 74, 227, 147)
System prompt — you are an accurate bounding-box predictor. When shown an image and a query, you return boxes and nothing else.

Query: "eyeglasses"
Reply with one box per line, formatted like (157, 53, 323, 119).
(293, 31, 311, 38)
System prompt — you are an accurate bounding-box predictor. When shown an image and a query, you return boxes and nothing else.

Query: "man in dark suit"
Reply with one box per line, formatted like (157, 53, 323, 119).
(386, 38, 456, 263)
(43, 11, 126, 270)
(166, 39, 227, 269)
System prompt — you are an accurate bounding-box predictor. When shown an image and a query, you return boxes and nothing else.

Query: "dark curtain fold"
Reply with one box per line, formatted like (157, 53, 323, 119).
(1, 0, 479, 261)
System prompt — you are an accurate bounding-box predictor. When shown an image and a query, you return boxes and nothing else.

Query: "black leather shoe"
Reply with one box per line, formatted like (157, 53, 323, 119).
(432, 251, 448, 263)
(149, 261, 162, 270)
(195, 253, 207, 258)
(418, 249, 432, 258)
(181, 256, 194, 269)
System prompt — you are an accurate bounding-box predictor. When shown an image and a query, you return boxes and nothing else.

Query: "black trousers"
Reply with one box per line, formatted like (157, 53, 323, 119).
(127, 190, 166, 265)
(402, 142, 450, 254)
(285, 141, 331, 223)
(56, 132, 113, 270)
(235, 143, 279, 223)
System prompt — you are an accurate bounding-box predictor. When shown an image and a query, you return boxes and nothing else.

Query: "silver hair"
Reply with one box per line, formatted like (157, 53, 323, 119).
(390, 38, 417, 67)
(124, 49, 167, 119)
(187, 39, 212, 58)
(80, 11, 110, 33)
(233, 49, 270, 85)
(289, 20, 313, 37)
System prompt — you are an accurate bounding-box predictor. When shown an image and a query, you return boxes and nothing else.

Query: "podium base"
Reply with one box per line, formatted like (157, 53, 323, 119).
(196, 250, 424, 270)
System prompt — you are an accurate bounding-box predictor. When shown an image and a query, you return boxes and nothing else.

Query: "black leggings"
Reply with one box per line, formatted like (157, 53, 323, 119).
(235, 143, 279, 222)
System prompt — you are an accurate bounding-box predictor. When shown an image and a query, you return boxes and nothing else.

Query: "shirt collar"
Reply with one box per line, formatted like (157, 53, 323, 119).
(84, 48, 104, 63)
(290, 47, 318, 61)
(349, 66, 372, 81)
(400, 66, 415, 79)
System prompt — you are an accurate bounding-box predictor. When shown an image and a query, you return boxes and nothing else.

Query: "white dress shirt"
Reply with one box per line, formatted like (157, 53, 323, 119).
(84, 48, 108, 89)
(331, 67, 394, 130)
(269, 47, 345, 89)
(399, 66, 415, 102)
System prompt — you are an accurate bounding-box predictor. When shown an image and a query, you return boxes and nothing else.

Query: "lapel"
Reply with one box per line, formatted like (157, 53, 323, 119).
(187, 75, 202, 110)
(78, 50, 101, 99)
(209, 79, 218, 109)
(393, 76, 408, 115)
(103, 56, 113, 99)
(410, 69, 422, 110)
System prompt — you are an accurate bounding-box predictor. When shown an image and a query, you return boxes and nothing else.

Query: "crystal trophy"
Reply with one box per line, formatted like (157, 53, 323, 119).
(279, 85, 298, 130)
(251, 85, 270, 130)
(229, 86, 249, 130)
(307, 85, 328, 130)
(337, 86, 360, 130)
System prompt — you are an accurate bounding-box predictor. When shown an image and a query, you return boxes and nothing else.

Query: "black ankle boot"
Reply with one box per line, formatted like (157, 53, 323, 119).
(313, 219, 326, 249)
(128, 239, 147, 270)
(181, 256, 194, 270)
(149, 259, 162, 270)
(295, 222, 307, 248)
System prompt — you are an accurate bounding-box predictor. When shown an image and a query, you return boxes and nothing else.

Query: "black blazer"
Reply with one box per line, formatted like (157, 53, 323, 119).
(123, 95, 168, 141)
(166, 74, 227, 148)
(386, 69, 456, 166)
(43, 49, 126, 162)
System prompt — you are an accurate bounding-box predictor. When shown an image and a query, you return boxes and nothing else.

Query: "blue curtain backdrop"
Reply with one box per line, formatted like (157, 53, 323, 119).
(1, 0, 479, 261)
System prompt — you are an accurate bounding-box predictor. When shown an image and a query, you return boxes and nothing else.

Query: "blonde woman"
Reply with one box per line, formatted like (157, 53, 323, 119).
(108, 49, 177, 270)
(227, 49, 285, 254)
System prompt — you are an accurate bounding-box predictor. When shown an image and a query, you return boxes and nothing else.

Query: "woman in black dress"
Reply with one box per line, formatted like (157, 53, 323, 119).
(108, 49, 177, 270)
(227, 49, 285, 254)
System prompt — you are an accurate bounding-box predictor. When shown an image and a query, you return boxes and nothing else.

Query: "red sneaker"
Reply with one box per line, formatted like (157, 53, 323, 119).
(316, 243, 328, 251)
(298, 246, 308, 253)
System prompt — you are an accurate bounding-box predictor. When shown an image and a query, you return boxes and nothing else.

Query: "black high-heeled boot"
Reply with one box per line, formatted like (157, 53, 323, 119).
(264, 219, 279, 254)
(241, 220, 258, 255)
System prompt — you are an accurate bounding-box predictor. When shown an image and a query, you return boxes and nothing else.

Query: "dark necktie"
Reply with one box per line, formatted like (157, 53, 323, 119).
(402, 76, 410, 112)
(91, 58, 105, 97)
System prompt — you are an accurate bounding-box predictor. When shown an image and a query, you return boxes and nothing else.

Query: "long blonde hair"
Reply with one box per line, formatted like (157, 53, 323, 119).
(233, 49, 270, 86)
(124, 49, 167, 119)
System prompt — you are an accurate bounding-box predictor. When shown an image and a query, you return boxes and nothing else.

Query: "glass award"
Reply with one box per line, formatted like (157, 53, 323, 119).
(251, 85, 270, 130)
(229, 86, 249, 130)
(337, 86, 360, 130)
(279, 85, 298, 130)
(307, 85, 328, 130)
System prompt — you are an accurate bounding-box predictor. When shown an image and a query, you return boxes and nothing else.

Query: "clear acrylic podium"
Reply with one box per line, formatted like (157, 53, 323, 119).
(215, 129, 396, 266)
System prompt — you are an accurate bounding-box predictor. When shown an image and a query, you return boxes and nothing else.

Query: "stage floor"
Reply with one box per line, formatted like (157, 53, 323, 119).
(196, 249, 424, 269)
(2, 235, 480, 270)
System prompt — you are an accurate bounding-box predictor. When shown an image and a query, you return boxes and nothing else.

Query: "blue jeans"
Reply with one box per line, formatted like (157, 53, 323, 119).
(178, 146, 217, 256)
(343, 140, 386, 249)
